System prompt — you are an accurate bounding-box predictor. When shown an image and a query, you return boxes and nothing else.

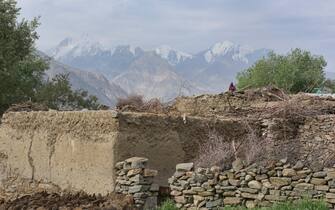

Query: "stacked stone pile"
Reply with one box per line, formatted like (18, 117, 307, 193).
(169, 159, 335, 209)
(115, 157, 159, 209)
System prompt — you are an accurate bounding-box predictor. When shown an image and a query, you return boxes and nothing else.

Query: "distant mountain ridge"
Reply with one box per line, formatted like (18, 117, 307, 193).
(39, 51, 128, 106)
(46, 36, 270, 101)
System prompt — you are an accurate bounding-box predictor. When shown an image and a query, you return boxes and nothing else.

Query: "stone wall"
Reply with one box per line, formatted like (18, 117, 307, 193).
(114, 157, 159, 209)
(298, 115, 335, 168)
(169, 160, 335, 209)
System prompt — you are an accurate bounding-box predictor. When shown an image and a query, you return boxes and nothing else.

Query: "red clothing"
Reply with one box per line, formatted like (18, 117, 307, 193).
(229, 83, 236, 92)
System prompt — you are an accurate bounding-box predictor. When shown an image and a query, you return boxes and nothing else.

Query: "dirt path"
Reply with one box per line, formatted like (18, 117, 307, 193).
(0, 192, 135, 210)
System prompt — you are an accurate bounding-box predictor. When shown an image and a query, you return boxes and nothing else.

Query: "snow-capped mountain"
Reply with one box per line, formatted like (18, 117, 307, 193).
(47, 37, 270, 100)
(154, 45, 192, 65)
(48, 35, 106, 60)
(174, 41, 270, 92)
(203, 41, 253, 63)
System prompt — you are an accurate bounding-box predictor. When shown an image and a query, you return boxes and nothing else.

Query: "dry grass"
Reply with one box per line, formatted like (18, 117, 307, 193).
(194, 121, 270, 168)
(116, 94, 168, 114)
(195, 89, 335, 169)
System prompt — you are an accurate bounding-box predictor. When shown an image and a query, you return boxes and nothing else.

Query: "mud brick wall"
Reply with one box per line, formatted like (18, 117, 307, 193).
(0, 111, 251, 196)
(169, 160, 335, 209)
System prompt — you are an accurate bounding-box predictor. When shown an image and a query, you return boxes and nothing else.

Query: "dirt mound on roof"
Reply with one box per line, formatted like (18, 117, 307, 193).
(0, 192, 134, 210)
(5, 102, 49, 113)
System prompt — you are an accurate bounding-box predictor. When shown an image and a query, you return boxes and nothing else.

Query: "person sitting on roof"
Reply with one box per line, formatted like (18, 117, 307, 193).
(229, 82, 236, 93)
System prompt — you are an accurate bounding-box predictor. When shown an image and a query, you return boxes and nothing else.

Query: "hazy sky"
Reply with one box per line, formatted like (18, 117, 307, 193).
(17, 0, 335, 72)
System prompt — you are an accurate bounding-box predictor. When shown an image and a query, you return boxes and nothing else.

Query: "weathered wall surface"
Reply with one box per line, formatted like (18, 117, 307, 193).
(112, 112, 251, 185)
(0, 111, 119, 195)
(0, 110, 333, 198)
(0, 111, 251, 196)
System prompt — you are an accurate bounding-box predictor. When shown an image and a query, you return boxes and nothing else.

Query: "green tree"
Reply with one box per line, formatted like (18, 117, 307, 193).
(237, 49, 327, 93)
(34, 74, 100, 110)
(0, 0, 47, 113)
(0, 0, 100, 114)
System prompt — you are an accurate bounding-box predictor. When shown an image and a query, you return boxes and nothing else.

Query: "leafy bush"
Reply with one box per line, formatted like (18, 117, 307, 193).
(34, 74, 100, 110)
(237, 49, 326, 93)
(0, 1, 100, 114)
(223, 199, 329, 210)
(156, 200, 179, 210)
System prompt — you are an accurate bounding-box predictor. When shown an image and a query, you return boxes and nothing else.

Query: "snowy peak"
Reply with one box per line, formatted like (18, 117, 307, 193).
(49, 35, 105, 60)
(204, 41, 253, 63)
(155, 45, 192, 65)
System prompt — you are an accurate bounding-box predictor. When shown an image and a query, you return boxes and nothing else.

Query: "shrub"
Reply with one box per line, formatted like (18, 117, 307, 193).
(194, 128, 235, 168)
(116, 95, 167, 113)
(156, 199, 179, 210)
(237, 49, 326, 93)
(194, 121, 269, 169)
(116, 94, 144, 110)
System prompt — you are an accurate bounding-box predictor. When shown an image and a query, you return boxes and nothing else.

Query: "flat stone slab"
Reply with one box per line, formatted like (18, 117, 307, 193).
(176, 163, 194, 172)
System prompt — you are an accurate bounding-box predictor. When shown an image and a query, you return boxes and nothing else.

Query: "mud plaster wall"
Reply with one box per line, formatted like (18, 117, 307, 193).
(0, 111, 251, 195)
(114, 113, 252, 186)
(0, 111, 119, 195)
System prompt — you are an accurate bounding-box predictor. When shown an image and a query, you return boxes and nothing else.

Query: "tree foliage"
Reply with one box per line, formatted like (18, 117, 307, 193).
(237, 49, 327, 93)
(0, 0, 100, 114)
(0, 0, 47, 113)
(34, 74, 100, 110)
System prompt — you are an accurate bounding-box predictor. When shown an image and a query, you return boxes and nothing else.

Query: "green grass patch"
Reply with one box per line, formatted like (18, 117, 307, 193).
(156, 199, 329, 210)
(223, 199, 329, 210)
(157, 199, 179, 210)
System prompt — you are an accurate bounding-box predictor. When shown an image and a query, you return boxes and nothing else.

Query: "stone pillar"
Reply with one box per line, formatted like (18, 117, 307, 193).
(115, 157, 159, 209)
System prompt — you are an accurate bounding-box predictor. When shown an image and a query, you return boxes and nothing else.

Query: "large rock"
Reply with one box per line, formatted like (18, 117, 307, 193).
(294, 183, 314, 190)
(206, 199, 222, 208)
(128, 185, 147, 193)
(315, 185, 329, 191)
(176, 163, 194, 172)
(264, 195, 287, 201)
(241, 193, 264, 200)
(282, 168, 296, 177)
(248, 180, 262, 189)
(239, 187, 258, 194)
(269, 177, 291, 188)
(223, 197, 242, 205)
(326, 193, 335, 199)
(125, 157, 148, 169)
(293, 161, 304, 170)
(310, 178, 327, 185)
(246, 200, 257, 208)
(326, 170, 335, 180)
(174, 196, 187, 204)
(127, 168, 142, 177)
(313, 171, 327, 178)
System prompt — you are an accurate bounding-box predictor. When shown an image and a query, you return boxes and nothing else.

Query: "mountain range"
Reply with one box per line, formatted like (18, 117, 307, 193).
(45, 36, 271, 106)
